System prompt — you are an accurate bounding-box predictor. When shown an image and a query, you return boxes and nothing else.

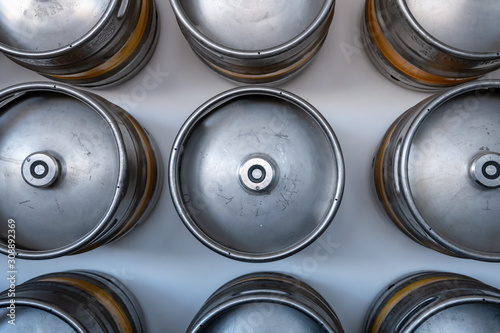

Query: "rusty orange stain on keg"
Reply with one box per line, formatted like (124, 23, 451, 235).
(40, 277, 133, 333)
(49, 0, 151, 81)
(371, 276, 456, 333)
(367, 0, 474, 86)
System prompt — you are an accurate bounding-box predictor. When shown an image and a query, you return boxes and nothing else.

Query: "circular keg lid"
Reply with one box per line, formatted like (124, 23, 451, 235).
(0, 82, 125, 259)
(403, 0, 500, 56)
(0, 0, 116, 55)
(169, 86, 344, 262)
(170, 0, 334, 56)
(0, 300, 83, 332)
(410, 297, 500, 332)
(197, 301, 332, 333)
(404, 80, 500, 260)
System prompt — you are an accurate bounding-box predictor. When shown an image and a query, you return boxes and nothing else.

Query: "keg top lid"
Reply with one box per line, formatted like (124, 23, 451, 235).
(412, 298, 500, 332)
(170, 86, 344, 262)
(0, 83, 123, 258)
(171, 0, 333, 55)
(404, 0, 500, 55)
(405, 80, 500, 259)
(197, 301, 330, 333)
(0, 304, 81, 332)
(0, 0, 115, 55)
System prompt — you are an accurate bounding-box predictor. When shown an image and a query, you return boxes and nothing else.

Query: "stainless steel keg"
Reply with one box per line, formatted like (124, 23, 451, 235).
(0, 0, 159, 87)
(188, 272, 345, 333)
(0, 82, 163, 259)
(364, 271, 500, 333)
(362, 0, 500, 91)
(0, 270, 144, 332)
(169, 0, 335, 84)
(374, 80, 500, 261)
(169, 86, 344, 262)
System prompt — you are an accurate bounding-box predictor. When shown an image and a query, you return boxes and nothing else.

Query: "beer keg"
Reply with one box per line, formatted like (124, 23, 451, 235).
(169, 0, 335, 84)
(374, 80, 500, 261)
(188, 272, 345, 333)
(0, 270, 144, 332)
(362, 0, 500, 91)
(0, 0, 159, 87)
(364, 271, 500, 333)
(0, 82, 163, 259)
(169, 86, 344, 262)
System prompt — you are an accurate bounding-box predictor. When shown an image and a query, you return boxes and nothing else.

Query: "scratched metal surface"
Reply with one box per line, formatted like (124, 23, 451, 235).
(0, 0, 499, 332)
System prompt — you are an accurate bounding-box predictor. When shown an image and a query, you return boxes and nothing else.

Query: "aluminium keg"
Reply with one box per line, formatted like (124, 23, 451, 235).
(0, 82, 163, 259)
(188, 272, 345, 333)
(362, 0, 500, 91)
(0, 0, 159, 87)
(169, 86, 344, 262)
(169, 0, 335, 84)
(0, 270, 144, 332)
(373, 80, 500, 261)
(364, 271, 500, 333)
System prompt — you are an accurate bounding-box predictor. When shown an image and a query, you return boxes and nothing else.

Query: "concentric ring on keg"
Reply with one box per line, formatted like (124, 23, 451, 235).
(170, 0, 334, 57)
(188, 272, 345, 333)
(0, 1, 119, 57)
(398, 80, 500, 261)
(0, 82, 163, 259)
(169, 0, 335, 83)
(363, 0, 500, 91)
(0, 1, 160, 87)
(169, 86, 344, 262)
(363, 271, 500, 333)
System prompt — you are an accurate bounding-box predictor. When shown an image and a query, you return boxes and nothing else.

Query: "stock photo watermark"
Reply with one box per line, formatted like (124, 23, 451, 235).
(6, 218, 16, 326)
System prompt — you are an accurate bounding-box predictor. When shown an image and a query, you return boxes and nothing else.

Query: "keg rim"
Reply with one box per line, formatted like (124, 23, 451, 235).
(169, 0, 335, 58)
(0, 1, 120, 58)
(399, 79, 500, 261)
(0, 297, 87, 332)
(169, 86, 345, 262)
(189, 271, 341, 333)
(401, 295, 500, 333)
(397, 0, 500, 60)
(0, 82, 127, 259)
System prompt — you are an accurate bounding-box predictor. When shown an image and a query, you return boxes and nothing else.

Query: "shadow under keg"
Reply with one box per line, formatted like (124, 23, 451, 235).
(169, 86, 344, 262)
(362, 0, 500, 91)
(188, 272, 345, 333)
(169, 0, 335, 84)
(0, 82, 163, 259)
(364, 271, 500, 333)
(373, 80, 500, 261)
(0, 270, 144, 332)
(0, 0, 160, 87)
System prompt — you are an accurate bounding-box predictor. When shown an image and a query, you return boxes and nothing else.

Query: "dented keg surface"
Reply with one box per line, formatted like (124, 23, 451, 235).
(364, 271, 500, 333)
(0, 270, 144, 332)
(0, 82, 163, 259)
(374, 80, 500, 261)
(169, 86, 344, 262)
(362, 0, 500, 91)
(169, 0, 335, 84)
(188, 272, 345, 333)
(0, 0, 159, 87)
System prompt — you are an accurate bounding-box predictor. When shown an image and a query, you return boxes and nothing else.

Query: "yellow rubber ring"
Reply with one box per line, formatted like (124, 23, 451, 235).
(49, 0, 150, 80)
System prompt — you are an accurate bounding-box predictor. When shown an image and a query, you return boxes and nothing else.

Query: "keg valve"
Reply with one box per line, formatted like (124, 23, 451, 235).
(239, 156, 276, 192)
(22, 152, 61, 188)
(470, 152, 500, 188)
